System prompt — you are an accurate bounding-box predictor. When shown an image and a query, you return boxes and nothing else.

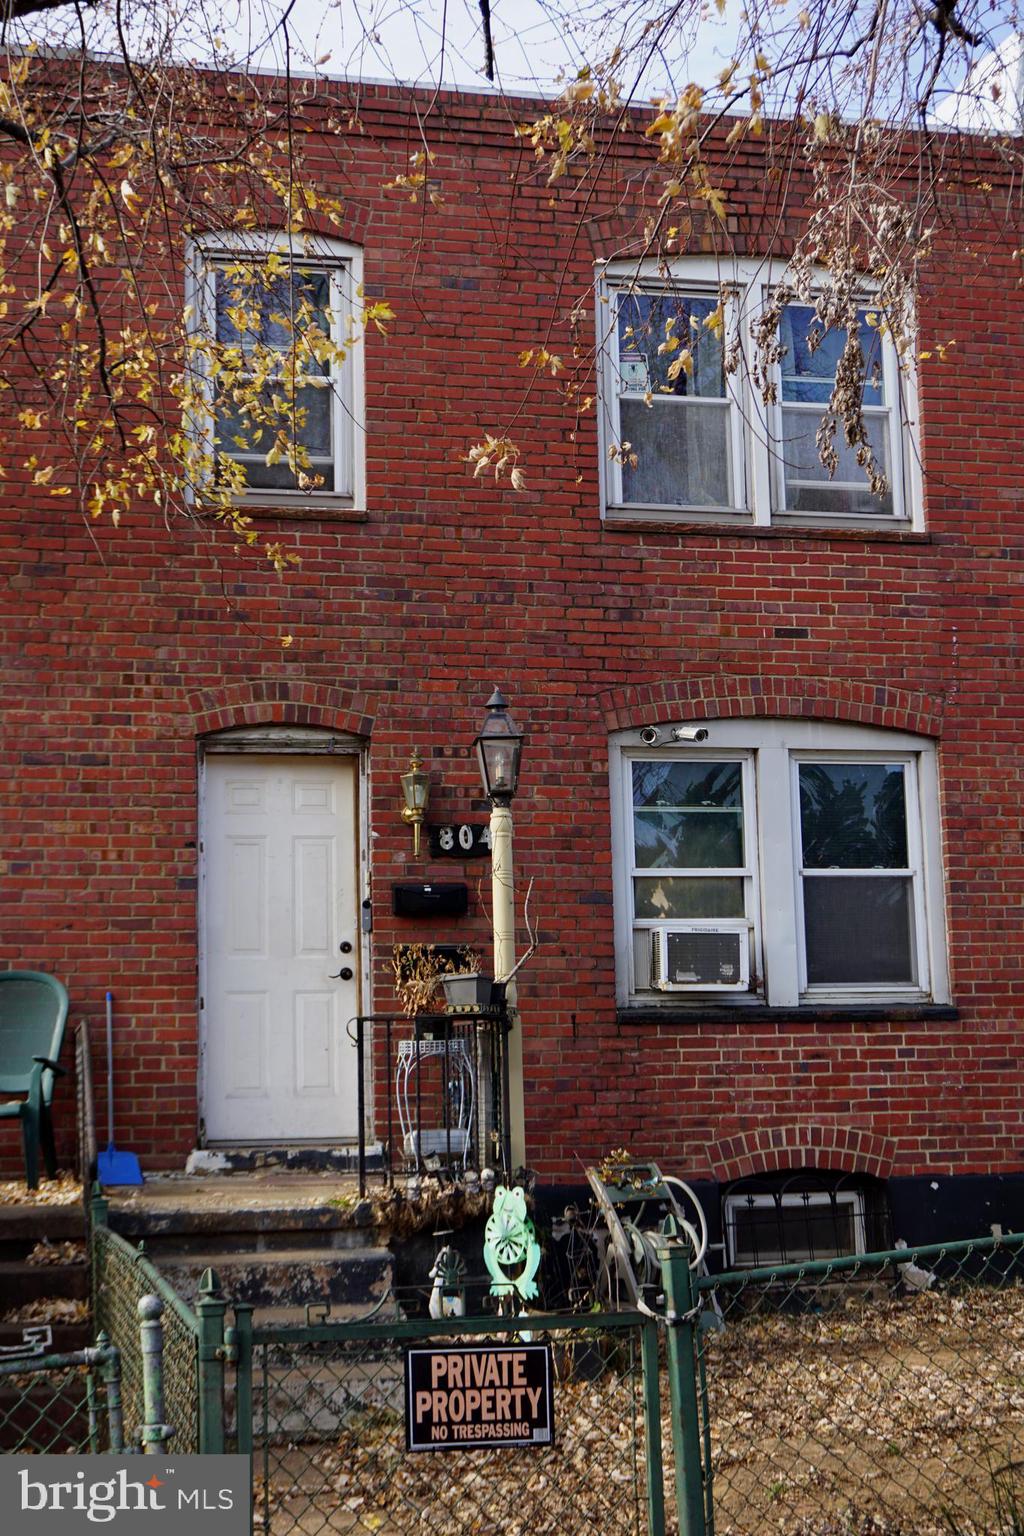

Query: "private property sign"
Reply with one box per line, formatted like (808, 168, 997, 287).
(404, 1343, 554, 1451)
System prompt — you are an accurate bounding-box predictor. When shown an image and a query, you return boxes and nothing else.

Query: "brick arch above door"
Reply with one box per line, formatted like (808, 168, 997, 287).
(188, 680, 378, 739)
(597, 673, 945, 739)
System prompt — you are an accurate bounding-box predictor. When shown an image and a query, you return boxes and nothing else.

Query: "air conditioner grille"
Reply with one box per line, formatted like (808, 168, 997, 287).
(651, 927, 748, 990)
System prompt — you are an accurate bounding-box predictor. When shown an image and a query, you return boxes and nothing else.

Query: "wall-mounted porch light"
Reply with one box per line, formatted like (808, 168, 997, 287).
(400, 750, 430, 857)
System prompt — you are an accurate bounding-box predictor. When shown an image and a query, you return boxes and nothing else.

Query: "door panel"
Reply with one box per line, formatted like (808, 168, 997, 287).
(201, 754, 360, 1142)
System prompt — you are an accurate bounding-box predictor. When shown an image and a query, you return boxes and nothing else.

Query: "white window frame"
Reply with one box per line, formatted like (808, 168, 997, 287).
(723, 1189, 867, 1267)
(597, 258, 922, 531)
(617, 749, 762, 997)
(186, 232, 365, 510)
(610, 719, 949, 1009)
(597, 263, 748, 520)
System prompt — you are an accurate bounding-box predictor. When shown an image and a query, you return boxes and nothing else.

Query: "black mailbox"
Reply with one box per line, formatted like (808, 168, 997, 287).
(392, 882, 469, 919)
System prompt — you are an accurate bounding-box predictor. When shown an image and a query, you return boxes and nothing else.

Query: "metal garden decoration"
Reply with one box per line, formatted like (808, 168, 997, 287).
(483, 1186, 541, 1306)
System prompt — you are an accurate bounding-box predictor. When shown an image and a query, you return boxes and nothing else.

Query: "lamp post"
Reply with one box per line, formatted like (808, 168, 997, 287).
(474, 688, 524, 983)
(474, 687, 526, 1167)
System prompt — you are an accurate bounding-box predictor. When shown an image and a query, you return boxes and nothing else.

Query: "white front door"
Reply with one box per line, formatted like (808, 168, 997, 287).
(200, 754, 361, 1142)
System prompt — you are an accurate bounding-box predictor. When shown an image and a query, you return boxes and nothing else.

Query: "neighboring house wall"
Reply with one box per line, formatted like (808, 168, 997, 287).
(1, 82, 1021, 1228)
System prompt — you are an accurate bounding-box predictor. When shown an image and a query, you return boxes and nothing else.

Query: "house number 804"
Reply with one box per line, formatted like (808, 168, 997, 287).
(430, 823, 492, 858)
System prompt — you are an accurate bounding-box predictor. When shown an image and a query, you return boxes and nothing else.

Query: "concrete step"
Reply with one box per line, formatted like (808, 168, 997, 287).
(119, 1222, 374, 1259)
(0, 1205, 87, 1263)
(0, 1261, 89, 1310)
(156, 1246, 395, 1317)
(0, 1321, 91, 1355)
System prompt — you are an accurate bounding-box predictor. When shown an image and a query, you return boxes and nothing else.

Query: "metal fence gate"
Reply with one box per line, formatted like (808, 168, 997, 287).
(237, 1310, 664, 1536)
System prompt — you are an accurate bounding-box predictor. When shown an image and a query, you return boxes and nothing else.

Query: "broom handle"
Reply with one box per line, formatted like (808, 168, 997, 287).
(105, 991, 115, 1147)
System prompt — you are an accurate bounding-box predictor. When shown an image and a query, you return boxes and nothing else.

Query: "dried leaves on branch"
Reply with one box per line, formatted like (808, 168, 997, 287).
(1, 0, 1018, 542)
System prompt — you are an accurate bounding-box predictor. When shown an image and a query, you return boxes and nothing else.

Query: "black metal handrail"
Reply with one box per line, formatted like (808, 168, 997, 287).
(351, 1007, 512, 1195)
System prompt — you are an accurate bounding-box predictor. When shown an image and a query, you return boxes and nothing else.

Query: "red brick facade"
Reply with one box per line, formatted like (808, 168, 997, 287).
(1, 80, 1021, 1195)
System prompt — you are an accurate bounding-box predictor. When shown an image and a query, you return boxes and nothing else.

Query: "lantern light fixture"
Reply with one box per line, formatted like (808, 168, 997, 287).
(474, 688, 524, 806)
(400, 750, 430, 857)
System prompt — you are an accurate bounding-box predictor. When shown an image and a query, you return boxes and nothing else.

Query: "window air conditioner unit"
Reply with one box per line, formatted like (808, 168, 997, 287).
(651, 923, 749, 992)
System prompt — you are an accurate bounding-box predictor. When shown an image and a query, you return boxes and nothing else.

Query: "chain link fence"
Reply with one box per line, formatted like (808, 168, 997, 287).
(0, 1343, 123, 1454)
(249, 1313, 658, 1536)
(695, 1232, 1024, 1536)
(92, 1221, 200, 1453)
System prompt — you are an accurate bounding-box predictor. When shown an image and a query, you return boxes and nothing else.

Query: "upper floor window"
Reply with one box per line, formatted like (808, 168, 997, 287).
(188, 234, 364, 508)
(598, 260, 920, 530)
(610, 719, 949, 1010)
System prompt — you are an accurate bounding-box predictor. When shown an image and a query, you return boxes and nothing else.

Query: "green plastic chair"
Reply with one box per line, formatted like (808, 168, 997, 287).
(0, 971, 69, 1190)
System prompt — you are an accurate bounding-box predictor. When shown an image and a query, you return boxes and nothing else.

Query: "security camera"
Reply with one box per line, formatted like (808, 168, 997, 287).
(639, 724, 709, 745)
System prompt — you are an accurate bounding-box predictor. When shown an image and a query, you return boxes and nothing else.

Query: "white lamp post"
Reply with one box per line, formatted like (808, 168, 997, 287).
(474, 687, 526, 1166)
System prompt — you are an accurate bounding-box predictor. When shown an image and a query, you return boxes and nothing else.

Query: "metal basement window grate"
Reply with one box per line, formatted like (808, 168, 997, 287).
(723, 1190, 867, 1268)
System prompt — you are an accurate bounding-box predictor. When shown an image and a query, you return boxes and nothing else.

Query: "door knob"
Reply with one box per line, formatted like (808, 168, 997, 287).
(329, 966, 354, 981)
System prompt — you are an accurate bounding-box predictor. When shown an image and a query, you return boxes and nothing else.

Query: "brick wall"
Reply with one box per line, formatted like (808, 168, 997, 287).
(1, 80, 1021, 1185)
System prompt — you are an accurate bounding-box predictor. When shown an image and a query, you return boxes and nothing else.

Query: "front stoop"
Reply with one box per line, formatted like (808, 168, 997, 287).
(106, 1170, 399, 1324)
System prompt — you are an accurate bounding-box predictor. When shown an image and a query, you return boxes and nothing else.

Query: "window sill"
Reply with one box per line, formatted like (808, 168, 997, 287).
(234, 498, 368, 523)
(603, 514, 929, 544)
(618, 1003, 959, 1026)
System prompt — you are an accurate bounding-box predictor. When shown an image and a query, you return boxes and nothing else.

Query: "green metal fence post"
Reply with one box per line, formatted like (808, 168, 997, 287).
(231, 1303, 254, 1457)
(90, 1184, 109, 1229)
(196, 1268, 227, 1455)
(139, 1294, 174, 1453)
(96, 1334, 125, 1453)
(641, 1317, 666, 1536)
(655, 1236, 707, 1536)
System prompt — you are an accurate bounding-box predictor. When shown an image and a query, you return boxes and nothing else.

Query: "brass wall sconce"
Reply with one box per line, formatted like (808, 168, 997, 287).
(400, 750, 430, 856)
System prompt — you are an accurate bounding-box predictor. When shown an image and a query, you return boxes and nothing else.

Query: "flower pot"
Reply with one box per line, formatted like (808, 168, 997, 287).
(441, 973, 495, 1012)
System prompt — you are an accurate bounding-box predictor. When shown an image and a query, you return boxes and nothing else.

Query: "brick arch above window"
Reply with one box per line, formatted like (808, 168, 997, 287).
(709, 1125, 897, 1183)
(597, 674, 945, 738)
(188, 681, 378, 739)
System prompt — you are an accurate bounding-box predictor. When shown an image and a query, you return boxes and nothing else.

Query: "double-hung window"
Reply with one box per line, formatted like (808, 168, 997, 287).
(189, 235, 363, 506)
(598, 260, 919, 529)
(612, 720, 948, 1008)
(609, 286, 743, 514)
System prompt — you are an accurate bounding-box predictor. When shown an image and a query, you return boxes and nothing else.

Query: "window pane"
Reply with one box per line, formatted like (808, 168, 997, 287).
(216, 381, 333, 486)
(799, 763, 908, 869)
(620, 399, 731, 508)
(803, 875, 915, 984)
(617, 291, 726, 398)
(215, 266, 330, 363)
(728, 1198, 861, 1265)
(634, 810, 743, 869)
(780, 306, 884, 407)
(633, 761, 744, 868)
(634, 876, 745, 920)
(633, 760, 742, 809)
(780, 409, 892, 516)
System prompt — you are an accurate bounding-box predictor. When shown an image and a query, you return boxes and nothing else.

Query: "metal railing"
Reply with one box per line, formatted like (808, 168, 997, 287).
(353, 1009, 513, 1195)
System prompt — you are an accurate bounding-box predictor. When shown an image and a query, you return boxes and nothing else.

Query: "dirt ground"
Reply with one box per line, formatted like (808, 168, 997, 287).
(253, 1283, 1024, 1536)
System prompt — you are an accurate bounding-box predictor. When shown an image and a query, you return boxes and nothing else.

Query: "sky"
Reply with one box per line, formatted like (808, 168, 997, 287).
(211, 0, 741, 98)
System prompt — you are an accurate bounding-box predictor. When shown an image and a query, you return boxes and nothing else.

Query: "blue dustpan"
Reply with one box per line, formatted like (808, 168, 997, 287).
(98, 1143, 143, 1186)
(98, 992, 143, 1187)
